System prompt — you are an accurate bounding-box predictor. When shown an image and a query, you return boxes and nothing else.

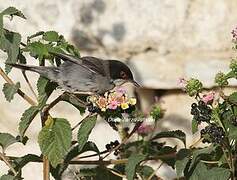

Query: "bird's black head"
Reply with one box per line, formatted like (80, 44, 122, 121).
(108, 60, 140, 87)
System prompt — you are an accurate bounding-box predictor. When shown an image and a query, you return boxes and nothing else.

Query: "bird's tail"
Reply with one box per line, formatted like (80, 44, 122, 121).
(7, 63, 58, 80)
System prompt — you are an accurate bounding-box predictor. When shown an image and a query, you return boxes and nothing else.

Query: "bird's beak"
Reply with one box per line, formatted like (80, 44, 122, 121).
(131, 80, 141, 87)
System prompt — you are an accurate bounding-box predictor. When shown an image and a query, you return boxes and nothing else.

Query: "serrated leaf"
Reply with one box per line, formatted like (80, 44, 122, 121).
(51, 141, 100, 178)
(189, 162, 230, 180)
(1, 7, 26, 19)
(43, 31, 59, 42)
(152, 130, 186, 147)
(189, 145, 214, 171)
(125, 154, 146, 180)
(228, 92, 237, 104)
(0, 30, 21, 73)
(18, 106, 39, 138)
(2, 82, 20, 102)
(77, 115, 97, 152)
(36, 76, 57, 109)
(175, 148, 191, 177)
(27, 41, 48, 61)
(38, 118, 72, 167)
(0, 175, 14, 180)
(0, 133, 17, 152)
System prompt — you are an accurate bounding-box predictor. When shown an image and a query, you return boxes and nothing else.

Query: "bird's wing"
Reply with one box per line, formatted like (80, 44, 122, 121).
(51, 52, 107, 76)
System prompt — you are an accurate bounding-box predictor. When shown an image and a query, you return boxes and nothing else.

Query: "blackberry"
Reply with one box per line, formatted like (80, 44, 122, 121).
(198, 101, 206, 107)
(191, 100, 212, 124)
(114, 140, 119, 146)
(105, 140, 120, 151)
(201, 124, 225, 144)
(105, 144, 111, 150)
(114, 150, 119, 156)
(88, 104, 99, 113)
(191, 103, 197, 108)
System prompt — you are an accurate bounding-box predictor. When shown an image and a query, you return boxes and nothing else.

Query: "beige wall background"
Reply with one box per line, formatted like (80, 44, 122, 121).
(0, 0, 237, 179)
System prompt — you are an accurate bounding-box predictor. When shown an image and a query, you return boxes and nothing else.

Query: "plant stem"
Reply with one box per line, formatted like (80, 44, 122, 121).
(0, 67, 36, 105)
(102, 121, 142, 159)
(0, 152, 17, 176)
(22, 71, 37, 99)
(42, 156, 50, 180)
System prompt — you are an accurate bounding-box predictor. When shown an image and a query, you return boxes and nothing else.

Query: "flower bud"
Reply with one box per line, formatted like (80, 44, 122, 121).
(185, 78, 203, 97)
(215, 72, 228, 86)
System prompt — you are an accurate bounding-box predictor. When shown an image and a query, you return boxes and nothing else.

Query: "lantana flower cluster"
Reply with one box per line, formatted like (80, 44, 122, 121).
(88, 87, 137, 112)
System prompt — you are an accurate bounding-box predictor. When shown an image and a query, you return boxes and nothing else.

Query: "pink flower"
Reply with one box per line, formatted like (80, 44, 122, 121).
(232, 26, 237, 41)
(137, 123, 154, 136)
(178, 77, 187, 89)
(108, 100, 119, 110)
(201, 91, 215, 104)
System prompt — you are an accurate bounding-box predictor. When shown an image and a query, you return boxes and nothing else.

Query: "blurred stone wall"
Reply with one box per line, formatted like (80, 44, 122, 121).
(0, 0, 237, 179)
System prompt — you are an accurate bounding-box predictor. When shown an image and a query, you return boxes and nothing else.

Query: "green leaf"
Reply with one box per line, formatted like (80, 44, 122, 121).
(192, 119, 198, 134)
(175, 148, 191, 177)
(0, 30, 21, 73)
(51, 141, 100, 178)
(38, 118, 72, 167)
(189, 145, 214, 171)
(0, 175, 15, 180)
(125, 154, 146, 180)
(2, 82, 20, 102)
(228, 92, 237, 104)
(0, 14, 3, 37)
(18, 106, 39, 138)
(43, 31, 59, 42)
(26, 41, 48, 61)
(36, 76, 57, 109)
(0, 133, 17, 152)
(12, 154, 41, 172)
(152, 130, 186, 147)
(1, 7, 26, 19)
(189, 162, 230, 180)
(138, 165, 156, 179)
(77, 115, 97, 152)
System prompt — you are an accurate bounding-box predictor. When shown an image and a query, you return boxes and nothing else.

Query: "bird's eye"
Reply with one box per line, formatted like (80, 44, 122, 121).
(120, 71, 127, 79)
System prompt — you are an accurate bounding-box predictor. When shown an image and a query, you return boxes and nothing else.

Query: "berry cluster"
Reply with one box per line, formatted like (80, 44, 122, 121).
(191, 101, 212, 124)
(200, 124, 225, 144)
(105, 140, 120, 156)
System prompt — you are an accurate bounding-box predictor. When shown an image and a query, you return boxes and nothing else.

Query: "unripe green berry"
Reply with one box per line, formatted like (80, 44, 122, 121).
(150, 104, 164, 121)
(185, 78, 203, 97)
(215, 72, 228, 86)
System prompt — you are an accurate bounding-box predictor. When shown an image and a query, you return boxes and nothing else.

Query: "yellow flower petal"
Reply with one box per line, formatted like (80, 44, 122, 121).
(101, 107, 106, 112)
(121, 103, 129, 110)
(129, 98, 137, 105)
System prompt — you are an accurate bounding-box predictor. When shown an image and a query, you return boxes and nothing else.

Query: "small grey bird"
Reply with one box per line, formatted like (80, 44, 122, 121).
(8, 53, 139, 94)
